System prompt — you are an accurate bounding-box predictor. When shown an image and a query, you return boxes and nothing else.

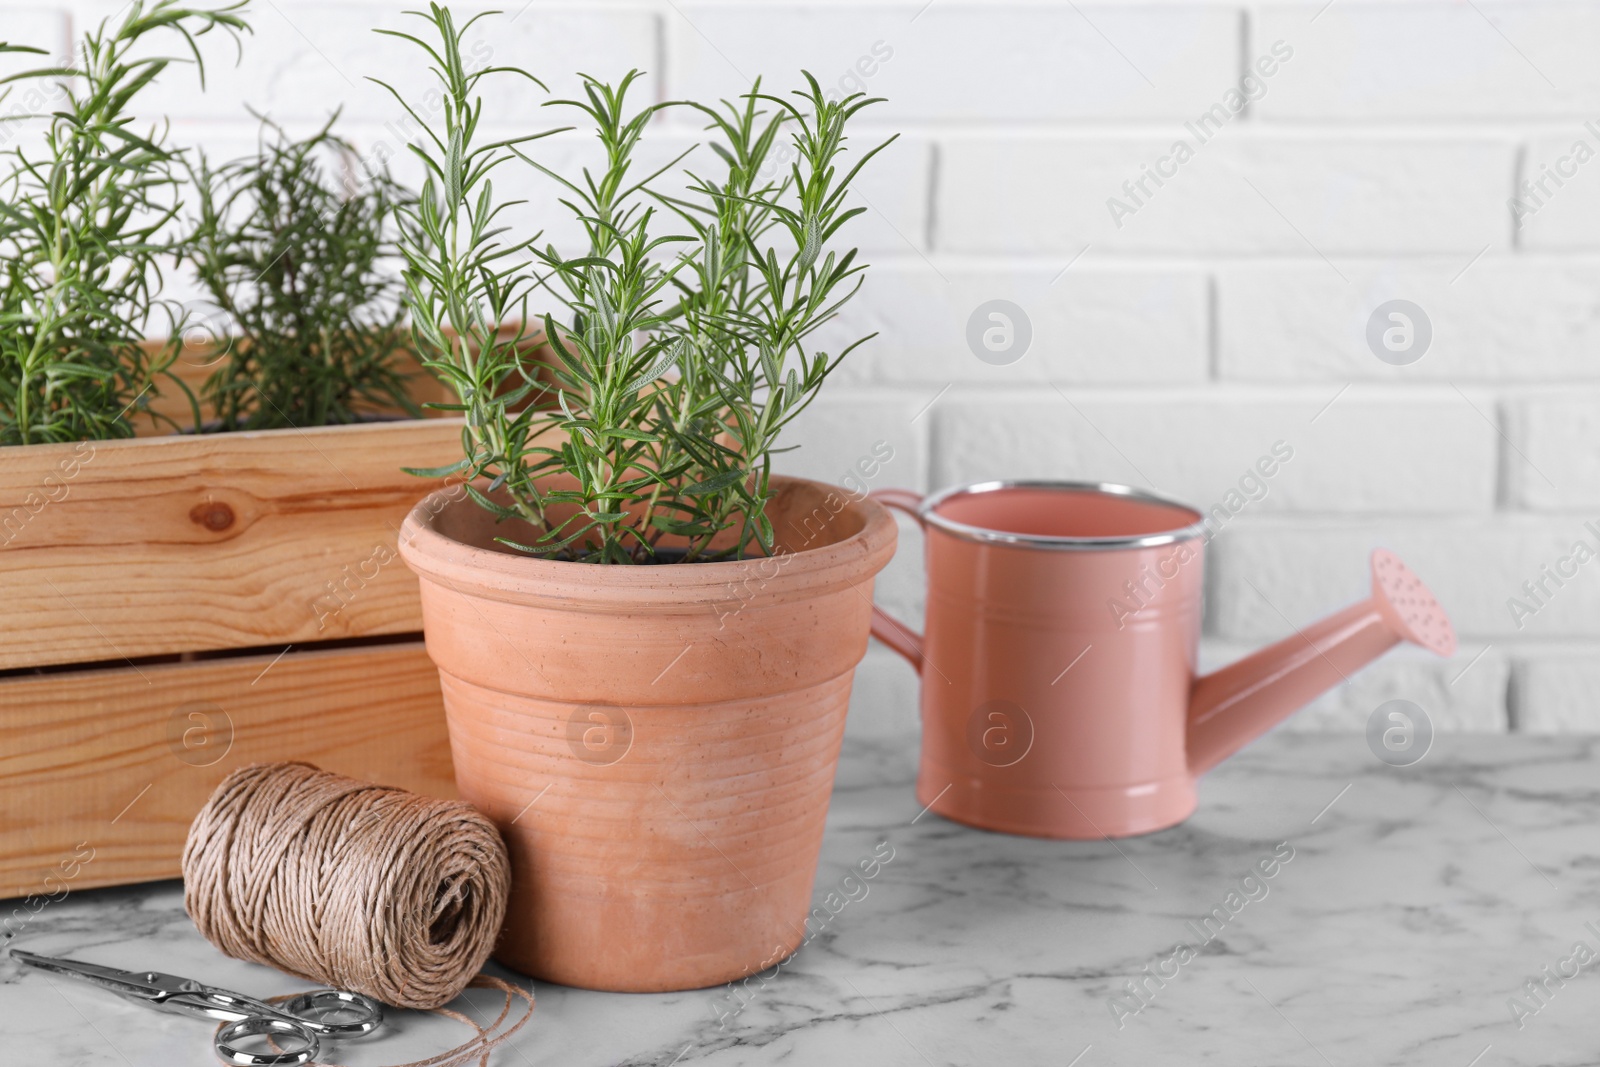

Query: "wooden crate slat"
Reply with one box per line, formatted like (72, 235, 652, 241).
(142, 346, 457, 431)
(0, 419, 464, 669)
(0, 641, 451, 900)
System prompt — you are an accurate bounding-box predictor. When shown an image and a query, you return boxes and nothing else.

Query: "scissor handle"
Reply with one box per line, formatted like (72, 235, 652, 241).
(280, 989, 384, 1037)
(214, 1015, 317, 1067)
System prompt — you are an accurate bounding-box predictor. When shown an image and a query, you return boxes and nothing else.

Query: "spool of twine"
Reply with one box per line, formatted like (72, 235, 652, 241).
(183, 762, 511, 1011)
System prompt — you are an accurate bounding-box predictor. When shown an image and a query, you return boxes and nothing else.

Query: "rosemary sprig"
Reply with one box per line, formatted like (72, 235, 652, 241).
(518, 71, 700, 562)
(368, 3, 564, 521)
(0, 1, 250, 445)
(660, 77, 896, 559)
(184, 112, 419, 430)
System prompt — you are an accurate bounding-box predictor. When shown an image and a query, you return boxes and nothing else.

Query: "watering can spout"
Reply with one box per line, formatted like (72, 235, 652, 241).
(1186, 549, 1456, 776)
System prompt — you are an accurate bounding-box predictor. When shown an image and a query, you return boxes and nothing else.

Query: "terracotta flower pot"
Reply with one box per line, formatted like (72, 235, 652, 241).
(397, 476, 897, 992)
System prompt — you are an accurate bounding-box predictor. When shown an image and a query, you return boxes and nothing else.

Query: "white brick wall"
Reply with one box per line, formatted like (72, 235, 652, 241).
(1211, 518, 1600, 640)
(932, 389, 1497, 512)
(938, 134, 1514, 255)
(1515, 652, 1600, 731)
(669, 4, 1242, 121)
(1255, 3, 1600, 120)
(1217, 260, 1600, 382)
(16, 0, 1600, 732)
(824, 264, 1211, 385)
(1507, 393, 1600, 509)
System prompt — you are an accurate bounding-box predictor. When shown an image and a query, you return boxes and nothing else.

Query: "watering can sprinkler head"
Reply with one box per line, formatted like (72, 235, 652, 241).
(1371, 548, 1457, 659)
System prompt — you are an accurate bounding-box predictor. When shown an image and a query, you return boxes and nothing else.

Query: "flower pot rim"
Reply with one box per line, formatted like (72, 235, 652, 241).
(397, 474, 898, 610)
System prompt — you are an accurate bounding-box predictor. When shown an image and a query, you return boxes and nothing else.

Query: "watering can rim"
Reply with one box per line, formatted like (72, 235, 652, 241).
(915, 479, 1209, 552)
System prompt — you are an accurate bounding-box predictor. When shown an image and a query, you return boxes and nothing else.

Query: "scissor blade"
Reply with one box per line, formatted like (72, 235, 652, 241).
(9, 949, 167, 1000)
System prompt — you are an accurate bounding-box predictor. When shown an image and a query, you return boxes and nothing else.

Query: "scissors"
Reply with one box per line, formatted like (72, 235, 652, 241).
(11, 948, 383, 1066)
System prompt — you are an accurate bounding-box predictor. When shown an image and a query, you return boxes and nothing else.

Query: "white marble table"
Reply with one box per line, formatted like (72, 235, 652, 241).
(4, 732, 1598, 1067)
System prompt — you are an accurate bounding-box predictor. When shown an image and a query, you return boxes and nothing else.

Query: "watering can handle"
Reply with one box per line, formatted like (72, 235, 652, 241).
(866, 489, 926, 673)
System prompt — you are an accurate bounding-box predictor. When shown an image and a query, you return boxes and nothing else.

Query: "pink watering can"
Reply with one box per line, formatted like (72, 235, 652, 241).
(868, 481, 1456, 839)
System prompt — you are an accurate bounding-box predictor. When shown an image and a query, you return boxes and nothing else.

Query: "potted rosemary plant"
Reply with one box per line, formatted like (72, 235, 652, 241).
(387, 4, 898, 991)
(0, 3, 461, 902)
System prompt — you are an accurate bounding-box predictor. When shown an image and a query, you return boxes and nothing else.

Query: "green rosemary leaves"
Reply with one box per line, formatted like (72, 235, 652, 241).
(185, 115, 417, 430)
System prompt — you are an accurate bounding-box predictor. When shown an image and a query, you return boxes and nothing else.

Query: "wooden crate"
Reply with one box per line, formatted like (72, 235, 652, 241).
(0, 417, 468, 900)
(0, 643, 453, 900)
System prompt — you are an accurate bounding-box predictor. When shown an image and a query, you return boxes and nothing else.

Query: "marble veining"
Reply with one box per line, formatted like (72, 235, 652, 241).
(3, 732, 1599, 1066)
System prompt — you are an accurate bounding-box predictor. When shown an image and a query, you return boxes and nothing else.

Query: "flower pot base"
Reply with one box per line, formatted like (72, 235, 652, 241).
(439, 667, 856, 992)
(491, 890, 812, 993)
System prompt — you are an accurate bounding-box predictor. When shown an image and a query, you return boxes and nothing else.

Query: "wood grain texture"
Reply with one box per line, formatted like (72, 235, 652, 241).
(0, 419, 465, 669)
(0, 642, 452, 900)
